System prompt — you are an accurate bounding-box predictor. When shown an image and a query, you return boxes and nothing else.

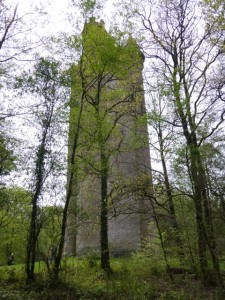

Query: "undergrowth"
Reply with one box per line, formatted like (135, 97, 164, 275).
(0, 254, 224, 299)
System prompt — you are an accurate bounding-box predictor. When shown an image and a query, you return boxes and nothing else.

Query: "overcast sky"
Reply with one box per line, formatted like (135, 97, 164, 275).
(17, 0, 72, 35)
(16, 0, 117, 37)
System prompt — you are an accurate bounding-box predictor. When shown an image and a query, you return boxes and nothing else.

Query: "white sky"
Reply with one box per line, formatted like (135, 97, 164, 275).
(17, 0, 73, 34)
(16, 0, 117, 36)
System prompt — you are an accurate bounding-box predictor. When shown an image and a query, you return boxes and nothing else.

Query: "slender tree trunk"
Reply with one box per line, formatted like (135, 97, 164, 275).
(53, 89, 85, 282)
(100, 152, 110, 273)
(94, 98, 111, 273)
(158, 127, 184, 257)
(26, 143, 46, 282)
(188, 136, 223, 287)
(151, 200, 173, 282)
(26, 204, 37, 281)
(196, 149, 223, 287)
(172, 65, 223, 285)
(23, 58, 63, 283)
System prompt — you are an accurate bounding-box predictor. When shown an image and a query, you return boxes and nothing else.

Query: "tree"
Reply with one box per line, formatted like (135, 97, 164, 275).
(0, 133, 16, 182)
(0, 0, 43, 191)
(201, 0, 225, 43)
(0, 1, 23, 185)
(16, 57, 67, 282)
(0, 187, 31, 264)
(0, 0, 42, 65)
(76, 0, 103, 20)
(0, 1, 19, 60)
(120, 0, 225, 286)
(37, 205, 62, 264)
(52, 62, 85, 281)
(147, 86, 184, 260)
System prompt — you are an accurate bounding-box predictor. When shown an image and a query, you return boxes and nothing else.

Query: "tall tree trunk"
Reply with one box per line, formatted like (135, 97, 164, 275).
(195, 147, 223, 287)
(53, 87, 85, 282)
(152, 202, 174, 282)
(172, 65, 222, 285)
(100, 152, 110, 273)
(26, 142, 46, 282)
(158, 126, 184, 257)
(187, 133, 223, 287)
(26, 202, 38, 282)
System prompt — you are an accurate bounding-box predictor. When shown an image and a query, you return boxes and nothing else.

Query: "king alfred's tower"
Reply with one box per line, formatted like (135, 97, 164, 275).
(64, 18, 152, 256)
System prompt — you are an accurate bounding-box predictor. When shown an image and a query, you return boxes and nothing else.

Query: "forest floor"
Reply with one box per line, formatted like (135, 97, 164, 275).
(0, 256, 225, 299)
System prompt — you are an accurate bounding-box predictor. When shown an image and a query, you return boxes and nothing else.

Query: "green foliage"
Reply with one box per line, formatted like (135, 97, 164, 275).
(81, 17, 143, 78)
(82, 19, 120, 75)
(0, 187, 31, 264)
(15, 57, 68, 95)
(0, 256, 222, 299)
(201, 0, 225, 32)
(76, 0, 103, 20)
(0, 190, 63, 267)
(71, 19, 146, 162)
(38, 205, 62, 259)
(0, 134, 16, 179)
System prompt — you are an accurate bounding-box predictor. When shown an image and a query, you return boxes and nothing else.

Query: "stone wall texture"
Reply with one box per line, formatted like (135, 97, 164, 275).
(64, 18, 152, 256)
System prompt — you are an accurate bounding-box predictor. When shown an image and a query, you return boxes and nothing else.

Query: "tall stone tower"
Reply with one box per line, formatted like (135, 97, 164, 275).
(64, 18, 152, 256)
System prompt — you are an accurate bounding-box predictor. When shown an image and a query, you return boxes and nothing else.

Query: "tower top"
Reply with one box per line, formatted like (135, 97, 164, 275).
(88, 17, 105, 26)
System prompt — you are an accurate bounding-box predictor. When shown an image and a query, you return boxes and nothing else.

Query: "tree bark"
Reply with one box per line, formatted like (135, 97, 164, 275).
(53, 83, 85, 282)
(100, 152, 110, 273)
(26, 143, 46, 282)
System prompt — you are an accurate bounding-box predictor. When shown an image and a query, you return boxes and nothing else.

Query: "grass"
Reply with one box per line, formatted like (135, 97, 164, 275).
(0, 255, 224, 299)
